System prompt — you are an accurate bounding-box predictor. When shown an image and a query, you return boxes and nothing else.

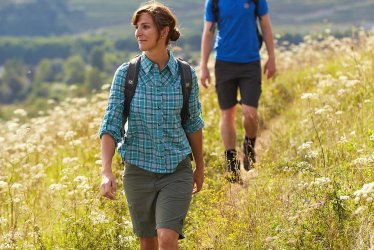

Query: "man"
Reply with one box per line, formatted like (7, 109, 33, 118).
(199, 0, 276, 182)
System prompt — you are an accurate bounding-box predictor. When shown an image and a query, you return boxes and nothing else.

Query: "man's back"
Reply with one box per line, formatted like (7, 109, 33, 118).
(204, 0, 269, 63)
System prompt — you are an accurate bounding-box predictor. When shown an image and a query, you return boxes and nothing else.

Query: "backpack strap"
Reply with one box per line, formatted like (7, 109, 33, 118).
(252, 0, 263, 49)
(210, 0, 219, 32)
(177, 58, 192, 125)
(121, 55, 141, 138)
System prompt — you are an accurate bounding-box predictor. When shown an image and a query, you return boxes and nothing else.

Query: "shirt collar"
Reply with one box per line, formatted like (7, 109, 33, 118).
(139, 50, 179, 78)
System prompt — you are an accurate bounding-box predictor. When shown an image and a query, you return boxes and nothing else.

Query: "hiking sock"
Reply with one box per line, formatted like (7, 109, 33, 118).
(243, 136, 256, 171)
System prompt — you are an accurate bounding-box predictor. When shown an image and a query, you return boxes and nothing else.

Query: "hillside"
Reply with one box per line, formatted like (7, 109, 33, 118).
(0, 0, 373, 36)
(0, 30, 373, 248)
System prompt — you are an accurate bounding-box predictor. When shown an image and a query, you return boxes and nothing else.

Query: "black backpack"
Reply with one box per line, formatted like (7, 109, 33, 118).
(211, 0, 263, 49)
(120, 55, 193, 138)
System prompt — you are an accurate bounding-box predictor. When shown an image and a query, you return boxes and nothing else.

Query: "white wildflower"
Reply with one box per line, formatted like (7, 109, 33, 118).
(90, 211, 109, 225)
(74, 176, 88, 183)
(47, 99, 55, 105)
(339, 195, 350, 200)
(64, 131, 76, 140)
(13, 197, 21, 203)
(311, 177, 331, 187)
(62, 157, 79, 165)
(11, 183, 23, 191)
(49, 183, 65, 191)
(357, 149, 364, 154)
(352, 156, 374, 166)
(0, 181, 8, 190)
(13, 109, 28, 117)
(301, 92, 319, 100)
(298, 141, 313, 151)
(337, 89, 347, 96)
(101, 84, 110, 90)
(69, 139, 82, 146)
(118, 235, 137, 244)
(306, 150, 319, 159)
(370, 134, 374, 141)
(314, 108, 325, 115)
(344, 79, 359, 87)
(338, 135, 348, 144)
(0, 217, 7, 225)
(95, 160, 102, 165)
(69, 85, 78, 91)
(353, 206, 366, 215)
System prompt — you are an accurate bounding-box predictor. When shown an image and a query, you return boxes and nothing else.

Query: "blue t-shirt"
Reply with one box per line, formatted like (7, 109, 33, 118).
(205, 0, 268, 63)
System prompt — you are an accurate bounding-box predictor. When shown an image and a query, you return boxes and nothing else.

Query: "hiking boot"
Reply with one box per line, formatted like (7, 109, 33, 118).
(224, 158, 241, 183)
(224, 150, 242, 183)
(243, 137, 256, 171)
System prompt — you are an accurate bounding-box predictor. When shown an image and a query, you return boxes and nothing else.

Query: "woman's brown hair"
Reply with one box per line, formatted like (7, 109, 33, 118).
(132, 1, 180, 45)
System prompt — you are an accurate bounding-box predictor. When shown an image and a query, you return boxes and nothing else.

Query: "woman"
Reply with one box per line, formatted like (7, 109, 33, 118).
(99, 2, 204, 249)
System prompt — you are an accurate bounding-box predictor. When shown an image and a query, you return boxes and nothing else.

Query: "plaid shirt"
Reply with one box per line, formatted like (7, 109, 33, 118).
(99, 52, 204, 173)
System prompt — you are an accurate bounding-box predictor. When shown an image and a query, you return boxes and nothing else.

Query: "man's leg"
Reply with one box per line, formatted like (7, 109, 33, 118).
(242, 104, 258, 138)
(157, 228, 179, 250)
(221, 107, 241, 182)
(220, 107, 237, 150)
(140, 237, 158, 250)
(242, 104, 259, 170)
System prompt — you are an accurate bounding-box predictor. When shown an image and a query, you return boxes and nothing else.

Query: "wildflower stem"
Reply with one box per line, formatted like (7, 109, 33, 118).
(308, 101, 326, 169)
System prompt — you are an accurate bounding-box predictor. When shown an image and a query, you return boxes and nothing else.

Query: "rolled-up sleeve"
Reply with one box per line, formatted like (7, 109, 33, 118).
(98, 64, 128, 144)
(183, 68, 204, 134)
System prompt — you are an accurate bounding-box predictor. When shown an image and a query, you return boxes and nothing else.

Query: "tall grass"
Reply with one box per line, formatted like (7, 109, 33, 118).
(0, 30, 373, 249)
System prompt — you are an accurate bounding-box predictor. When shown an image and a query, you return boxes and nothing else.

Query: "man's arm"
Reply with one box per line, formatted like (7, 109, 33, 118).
(186, 129, 204, 194)
(259, 14, 276, 79)
(199, 21, 215, 88)
(100, 134, 117, 200)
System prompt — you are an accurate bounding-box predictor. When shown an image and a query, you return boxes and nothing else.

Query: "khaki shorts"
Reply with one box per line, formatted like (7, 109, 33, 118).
(123, 157, 193, 239)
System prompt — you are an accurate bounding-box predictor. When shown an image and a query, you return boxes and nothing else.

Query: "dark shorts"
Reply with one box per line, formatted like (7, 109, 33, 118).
(123, 157, 193, 239)
(215, 60, 262, 109)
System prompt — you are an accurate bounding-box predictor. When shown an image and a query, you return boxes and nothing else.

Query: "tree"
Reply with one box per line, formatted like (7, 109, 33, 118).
(89, 47, 105, 70)
(34, 59, 54, 83)
(63, 55, 85, 84)
(0, 59, 30, 103)
(84, 68, 103, 91)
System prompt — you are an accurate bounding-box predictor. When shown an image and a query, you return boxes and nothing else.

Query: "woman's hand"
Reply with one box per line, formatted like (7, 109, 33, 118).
(101, 171, 117, 200)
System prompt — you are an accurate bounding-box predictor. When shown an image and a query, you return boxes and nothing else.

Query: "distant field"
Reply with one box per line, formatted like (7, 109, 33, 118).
(0, 0, 373, 36)
(66, 0, 205, 34)
(66, 0, 374, 33)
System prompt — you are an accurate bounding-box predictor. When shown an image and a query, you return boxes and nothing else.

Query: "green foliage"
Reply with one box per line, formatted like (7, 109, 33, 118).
(63, 55, 85, 85)
(89, 47, 105, 71)
(85, 68, 104, 91)
(33, 59, 55, 83)
(0, 59, 31, 103)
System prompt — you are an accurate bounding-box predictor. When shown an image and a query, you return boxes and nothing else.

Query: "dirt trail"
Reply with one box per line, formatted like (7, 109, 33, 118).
(226, 116, 282, 203)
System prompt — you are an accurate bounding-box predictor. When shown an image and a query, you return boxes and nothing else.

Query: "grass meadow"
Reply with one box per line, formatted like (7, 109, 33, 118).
(0, 29, 373, 249)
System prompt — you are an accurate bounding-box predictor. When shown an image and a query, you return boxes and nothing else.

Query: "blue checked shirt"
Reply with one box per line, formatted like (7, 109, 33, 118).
(99, 51, 204, 173)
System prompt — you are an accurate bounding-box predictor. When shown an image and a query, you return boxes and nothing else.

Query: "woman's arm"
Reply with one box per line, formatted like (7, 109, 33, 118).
(100, 134, 117, 200)
(186, 129, 204, 194)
